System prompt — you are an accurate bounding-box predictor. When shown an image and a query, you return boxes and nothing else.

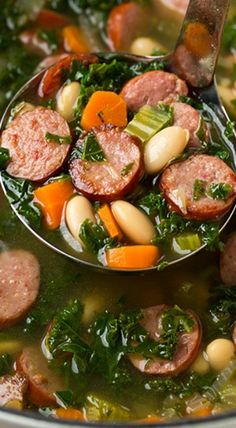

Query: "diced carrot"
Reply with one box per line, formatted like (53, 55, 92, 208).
(106, 245, 159, 269)
(55, 408, 85, 421)
(36, 9, 70, 29)
(184, 22, 212, 58)
(34, 180, 74, 229)
(98, 204, 123, 240)
(191, 407, 212, 418)
(81, 91, 128, 131)
(62, 25, 89, 54)
(136, 416, 163, 423)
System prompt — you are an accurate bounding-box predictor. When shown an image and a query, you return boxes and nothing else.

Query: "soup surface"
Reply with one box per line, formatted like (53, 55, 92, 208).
(0, 0, 236, 424)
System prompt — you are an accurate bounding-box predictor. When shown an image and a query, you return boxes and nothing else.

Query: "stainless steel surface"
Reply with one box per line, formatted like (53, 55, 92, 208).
(171, 0, 230, 86)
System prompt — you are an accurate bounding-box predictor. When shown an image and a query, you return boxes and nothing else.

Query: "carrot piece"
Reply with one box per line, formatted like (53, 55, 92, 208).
(98, 204, 123, 240)
(36, 9, 70, 29)
(62, 25, 89, 54)
(34, 180, 74, 229)
(191, 407, 212, 418)
(55, 408, 85, 421)
(81, 91, 128, 131)
(184, 22, 212, 58)
(106, 245, 159, 269)
(137, 416, 163, 423)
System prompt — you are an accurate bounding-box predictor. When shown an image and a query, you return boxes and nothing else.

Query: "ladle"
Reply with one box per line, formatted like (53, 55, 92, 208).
(0, 0, 235, 273)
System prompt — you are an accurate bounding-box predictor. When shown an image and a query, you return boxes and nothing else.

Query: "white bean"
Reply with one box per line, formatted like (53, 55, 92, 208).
(144, 126, 189, 175)
(206, 338, 235, 371)
(56, 81, 81, 122)
(111, 200, 156, 245)
(191, 352, 210, 375)
(130, 37, 164, 56)
(65, 195, 96, 246)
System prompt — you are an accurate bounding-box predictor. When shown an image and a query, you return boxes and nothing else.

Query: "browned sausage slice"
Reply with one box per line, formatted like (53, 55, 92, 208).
(159, 154, 236, 220)
(0, 250, 40, 329)
(1, 107, 71, 181)
(120, 70, 188, 112)
(129, 305, 202, 375)
(107, 2, 150, 51)
(220, 232, 236, 286)
(38, 53, 98, 98)
(0, 373, 28, 408)
(70, 126, 143, 202)
(172, 102, 208, 148)
(16, 345, 64, 407)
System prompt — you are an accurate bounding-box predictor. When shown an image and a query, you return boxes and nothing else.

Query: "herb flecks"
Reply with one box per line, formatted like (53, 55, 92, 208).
(121, 162, 134, 177)
(45, 132, 72, 145)
(208, 183, 233, 200)
(71, 133, 106, 163)
(193, 179, 207, 201)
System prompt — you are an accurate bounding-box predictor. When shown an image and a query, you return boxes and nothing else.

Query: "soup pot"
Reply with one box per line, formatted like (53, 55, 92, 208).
(1, 408, 236, 428)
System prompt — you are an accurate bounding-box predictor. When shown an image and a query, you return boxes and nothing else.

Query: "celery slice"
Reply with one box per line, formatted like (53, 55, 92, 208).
(173, 233, 202, 252)
(125, 104, 173, 143)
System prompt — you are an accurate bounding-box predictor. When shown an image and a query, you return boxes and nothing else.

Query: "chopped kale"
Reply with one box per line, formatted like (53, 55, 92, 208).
(193, 179, 207, 201)
(0, 148, 10, 169)
(45, 132, 72, 145)
(79, 219, 110, 254)
(121, 162, 134, 177)
(225, 120, 235, 139)
(71, 133, 106, 162)
(1, 172, 41, 229)
(208, 183, 233, 200)
(137, 191, 166, 217)
(208, 285, 236, 336)
(146, 372, 216, 399)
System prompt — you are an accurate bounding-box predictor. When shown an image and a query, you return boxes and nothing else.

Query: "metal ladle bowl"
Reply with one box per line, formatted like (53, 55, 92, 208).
(0, 0, 235, 273)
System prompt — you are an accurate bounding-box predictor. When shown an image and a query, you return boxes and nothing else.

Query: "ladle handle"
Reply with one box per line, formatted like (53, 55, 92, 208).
(170, 0, 230, 87)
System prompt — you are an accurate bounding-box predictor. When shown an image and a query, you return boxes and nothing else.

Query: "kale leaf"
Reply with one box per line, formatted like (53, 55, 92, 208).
(1, 172, 41, 229)
(208, 285, 236, 336)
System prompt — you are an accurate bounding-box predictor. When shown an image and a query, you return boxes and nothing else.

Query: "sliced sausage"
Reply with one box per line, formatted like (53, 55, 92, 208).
(0, 250, 40, 329)
(220, 232, 236, 286)
(0, 373, 28, 408)
(120, 70, 188, 112)
(160, 0, 189, 15)
(16, 345, 64, 407)
(159, 154, 236, 220)
(35, 9, 71, 29)
(37, 53, 69, 71)
(69, 126, 143, 202)
(38, 53, 98, 98)
(1, 107, 71, 181)
(172, 102, 208, 148)
(107, 2, 150, 51)
(129, 305, 202, 375)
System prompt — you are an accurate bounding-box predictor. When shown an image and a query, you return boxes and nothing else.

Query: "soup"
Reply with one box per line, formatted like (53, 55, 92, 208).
(0, 0, 236, 424)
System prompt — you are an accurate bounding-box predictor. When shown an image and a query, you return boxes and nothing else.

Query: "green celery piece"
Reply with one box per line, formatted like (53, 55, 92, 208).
(125, 104, 173, 143)
(174, 233, 202, 251)
(85, 394, 130, 421)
